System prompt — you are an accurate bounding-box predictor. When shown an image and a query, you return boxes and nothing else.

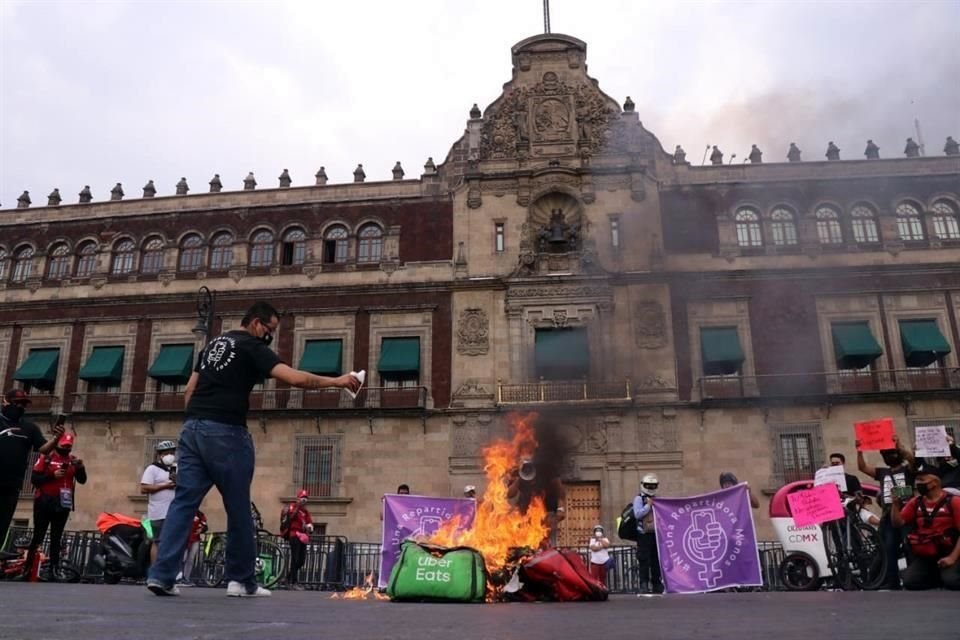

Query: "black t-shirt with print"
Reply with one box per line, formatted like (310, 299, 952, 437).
(0, 415, 46, 490)
(186, 331, 283, 427)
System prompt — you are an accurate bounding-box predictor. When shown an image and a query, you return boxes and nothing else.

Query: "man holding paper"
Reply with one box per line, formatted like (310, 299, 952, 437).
(146, 301, 361, 598)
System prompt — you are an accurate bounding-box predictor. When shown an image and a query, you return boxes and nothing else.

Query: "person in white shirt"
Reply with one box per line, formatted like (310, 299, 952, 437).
(588, 524, 611, 586)
(140, 440, 177, 564)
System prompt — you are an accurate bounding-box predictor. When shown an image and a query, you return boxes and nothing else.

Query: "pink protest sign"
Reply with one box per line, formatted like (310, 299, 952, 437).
(787, 484, 845, 528)
(855, 418, 895, 451)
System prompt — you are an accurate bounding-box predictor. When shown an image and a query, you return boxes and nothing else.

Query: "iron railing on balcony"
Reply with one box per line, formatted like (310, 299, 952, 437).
(497, 378, 632, 405)
(698, 367, 960, 400)
(71, 386, 428, 413)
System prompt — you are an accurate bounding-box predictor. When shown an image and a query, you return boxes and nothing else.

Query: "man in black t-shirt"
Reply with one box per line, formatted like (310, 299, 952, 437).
(0, 389, 63, 551)
(147, 301, 360, 598)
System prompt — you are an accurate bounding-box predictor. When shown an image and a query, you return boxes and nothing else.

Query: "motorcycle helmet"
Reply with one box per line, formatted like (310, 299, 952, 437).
(640, 473, 659, 496)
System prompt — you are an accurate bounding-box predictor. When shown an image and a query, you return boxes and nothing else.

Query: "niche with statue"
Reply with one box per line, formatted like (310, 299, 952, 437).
(516, 191, 598, 275)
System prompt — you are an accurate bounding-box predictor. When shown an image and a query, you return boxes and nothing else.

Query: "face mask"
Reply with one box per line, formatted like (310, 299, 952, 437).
(261, 332, 273, 346)
(882, 455, 902, 466)
(56, 448, 72, 456)
(915, 483, 931, 497)
(161, 454, 176, 466)
(1, 404, 25, 422)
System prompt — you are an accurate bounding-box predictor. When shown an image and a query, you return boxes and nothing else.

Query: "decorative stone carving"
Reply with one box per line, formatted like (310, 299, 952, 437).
(47, 189, 61, 206)
(353, 164, 365, 182)
(315, 167, 328, 185)
(17, 191, 31, 208)
(243, 172, 257, 190)
(787, 143, 802, 162)
(209, 174, 222, 192)
(552, 309, 568, 328)
(825, 141, 840, 161)
(175, 177, 189, 195)
(422, 157, 437, 176)
(470, 103, 482, 119)
(392, 162, 404, 180)
(278, 169, 292, 187)
(78, 185, 93, 204)
(637, 411, 679, 452)
(634, 300, 667, 349)
(457, 308, 490, 356)
(451, 412, 495, 456)
(864, 140, 880, 160)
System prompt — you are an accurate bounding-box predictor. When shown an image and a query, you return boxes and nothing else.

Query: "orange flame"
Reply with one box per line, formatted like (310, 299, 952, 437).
(330, 572, 383, 600)
(428, 413, 548, 578)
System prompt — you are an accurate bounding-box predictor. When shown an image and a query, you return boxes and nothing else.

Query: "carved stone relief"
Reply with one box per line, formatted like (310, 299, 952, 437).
(636, 411, 679, 452)
(451, 413, 495, 457)
(457, 309, 490, 356)
(634, 300, 668, 349)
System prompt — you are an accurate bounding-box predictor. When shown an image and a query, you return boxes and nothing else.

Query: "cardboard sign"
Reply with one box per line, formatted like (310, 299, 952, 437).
(855, 418, 895, 451)
(787, 484, 845, 528)
(814, 466, 848, 493)
(915, 425, 951, 458)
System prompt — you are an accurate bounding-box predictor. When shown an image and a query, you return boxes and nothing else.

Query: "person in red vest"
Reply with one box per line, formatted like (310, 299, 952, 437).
(23, 432, 86, 580)
(280, 489, 313, 590)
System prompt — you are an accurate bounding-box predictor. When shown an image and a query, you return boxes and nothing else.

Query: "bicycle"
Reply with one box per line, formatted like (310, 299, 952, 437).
(821, 496, 886, 590)
(198, 501, 286, 589)
(0, 537, 82, 583)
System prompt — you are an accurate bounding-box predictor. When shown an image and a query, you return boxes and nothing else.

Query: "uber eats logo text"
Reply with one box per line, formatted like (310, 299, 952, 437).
(415, 554, 453, 583)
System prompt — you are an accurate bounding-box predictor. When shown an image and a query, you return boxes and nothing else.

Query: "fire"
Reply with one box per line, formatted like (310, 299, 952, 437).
(428, 414, 549, 582)
(330, 572, 385, 600)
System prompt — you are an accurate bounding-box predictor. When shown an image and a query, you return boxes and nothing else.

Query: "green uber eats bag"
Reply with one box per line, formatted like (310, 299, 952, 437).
(386, 541, 487, 602)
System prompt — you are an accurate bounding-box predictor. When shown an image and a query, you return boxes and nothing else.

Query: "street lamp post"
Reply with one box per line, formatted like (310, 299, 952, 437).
(191, 286, 217, 344)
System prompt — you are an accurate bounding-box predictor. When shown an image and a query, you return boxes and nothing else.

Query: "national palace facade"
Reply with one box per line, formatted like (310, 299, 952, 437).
(2, 34, 958, 543)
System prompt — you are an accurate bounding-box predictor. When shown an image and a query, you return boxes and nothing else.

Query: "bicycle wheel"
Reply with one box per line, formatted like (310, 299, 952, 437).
(57, 561, 82, 583)
(255, 538, 286, 590)
(847, 522, 886, 591)
(198, 536, 226, 588)
(779, 552, 820, 591)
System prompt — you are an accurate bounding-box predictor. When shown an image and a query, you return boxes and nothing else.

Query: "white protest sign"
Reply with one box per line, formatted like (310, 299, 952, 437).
(814, 465, 848, 493)
(915, 425, 951, 458)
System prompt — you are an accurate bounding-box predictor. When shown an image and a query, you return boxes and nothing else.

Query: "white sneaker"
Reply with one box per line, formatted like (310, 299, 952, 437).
(226, 580, 271, 597)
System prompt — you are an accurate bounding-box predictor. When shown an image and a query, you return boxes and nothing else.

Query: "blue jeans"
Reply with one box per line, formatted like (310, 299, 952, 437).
(148, 418, 256, 588)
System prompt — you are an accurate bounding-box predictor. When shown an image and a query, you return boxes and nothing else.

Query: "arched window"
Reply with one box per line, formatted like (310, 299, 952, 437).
(280, 228, 306, 266)
(323, 226, 349, 264)
(0, 248, 7, 282)
(141, 237, 165, 274)
(249, 230, 275, 267)
(178, 234, 205, 272)
(75, 241, 98, 278)
(770, 208, 798, 246)
(112, 239, 136, 275)
(931, 200, 960, 240)
(47, 243, 72, 280)
(12, 246, 35, 283)
(815, 206, 843, 245)
(357, 224, 384, 263)
(850, 205, 880, 244)
(209, 232, 234, 270)
(895, 202, 925, 241)
(734, 208, 762, 248)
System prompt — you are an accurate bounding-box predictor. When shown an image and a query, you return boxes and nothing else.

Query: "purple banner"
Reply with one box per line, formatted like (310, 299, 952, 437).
(379, 494, 476, 588)
(652, 484, 763, 594)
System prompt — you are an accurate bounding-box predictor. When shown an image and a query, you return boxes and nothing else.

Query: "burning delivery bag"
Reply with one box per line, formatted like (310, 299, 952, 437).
(386, 541, 488, 602)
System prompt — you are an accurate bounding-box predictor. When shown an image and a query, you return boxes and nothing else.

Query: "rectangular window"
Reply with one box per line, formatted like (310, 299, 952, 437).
(610, 217, 621, 249)
(495, 223, 505, 253)
(378, 337, 421, 387)
(293, 435, 342, 498)
(534, 328, 590, 381)
(771, 424, 824, 485)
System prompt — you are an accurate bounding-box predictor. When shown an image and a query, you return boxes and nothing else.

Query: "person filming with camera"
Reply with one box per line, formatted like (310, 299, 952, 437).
(890, 466, 960, 590)
(22, 431, 86, 581)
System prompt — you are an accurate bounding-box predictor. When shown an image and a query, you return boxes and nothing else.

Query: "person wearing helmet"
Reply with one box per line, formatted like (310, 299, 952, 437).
(633, 473, 662, 594)
(22, 431, 86, 581)
(280, 489, 314, 590)
(463, 485, 477, 499)
(141, 440, 178, 565)
(0, 389, 64, 551)
(588, 524, 611, 587)
(146, 301, 360, 598)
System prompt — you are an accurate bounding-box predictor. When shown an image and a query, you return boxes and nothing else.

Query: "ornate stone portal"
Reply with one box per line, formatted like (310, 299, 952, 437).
(516, 190, 600, 276)
(457, 308, 490, 356)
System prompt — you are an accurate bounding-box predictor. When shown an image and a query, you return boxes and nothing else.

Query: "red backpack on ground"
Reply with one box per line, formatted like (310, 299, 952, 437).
(515, 549, 609, 601)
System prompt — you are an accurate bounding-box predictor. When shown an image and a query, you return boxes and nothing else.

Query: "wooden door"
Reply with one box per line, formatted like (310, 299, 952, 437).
(557, 482, 600, 548)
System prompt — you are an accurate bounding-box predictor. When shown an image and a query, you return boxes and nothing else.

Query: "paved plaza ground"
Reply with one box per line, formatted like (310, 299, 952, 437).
(0, 583, 956, 640)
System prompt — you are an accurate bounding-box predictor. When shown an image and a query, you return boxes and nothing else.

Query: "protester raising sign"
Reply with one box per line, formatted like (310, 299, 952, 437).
(787, 484, 845, 528)
(652, 484, 763, 594)
(814, 465, 848, 493)
(854, 417, 896, 451)
(915, 425, 951, 458)
(379, 494, 476, 588)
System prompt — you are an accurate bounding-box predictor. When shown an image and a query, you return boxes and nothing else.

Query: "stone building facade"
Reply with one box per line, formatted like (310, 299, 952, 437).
(2, 34, 959, 543)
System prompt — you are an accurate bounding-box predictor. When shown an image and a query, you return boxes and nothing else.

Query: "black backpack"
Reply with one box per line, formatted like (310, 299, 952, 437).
(617, 501, 639, 542)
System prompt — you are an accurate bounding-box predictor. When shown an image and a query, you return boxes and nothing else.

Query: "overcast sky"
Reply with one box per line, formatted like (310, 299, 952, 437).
(2, 0, 958, 207)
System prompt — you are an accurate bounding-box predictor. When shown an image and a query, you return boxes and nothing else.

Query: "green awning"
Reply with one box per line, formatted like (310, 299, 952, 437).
(78, 346, 125, 383)
(148, 344, 195, 384)
(378, 337, 420, 374)
(14, 349, 60, 390)
(831, 323, 883, 370)
(900, 320, 952, 367)
(535, 328, 590, 380)
(300, 339, 343, 376)
(701, 327, 744, 376)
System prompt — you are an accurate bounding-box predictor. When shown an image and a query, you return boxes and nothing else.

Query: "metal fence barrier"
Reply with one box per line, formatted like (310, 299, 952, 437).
(3, 529, 787, 592)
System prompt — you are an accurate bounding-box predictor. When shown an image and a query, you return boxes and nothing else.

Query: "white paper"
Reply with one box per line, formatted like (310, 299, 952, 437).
(814, 465, 848, 493)
(915, 425, 951, 458)
(345, 370, 365, 400)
